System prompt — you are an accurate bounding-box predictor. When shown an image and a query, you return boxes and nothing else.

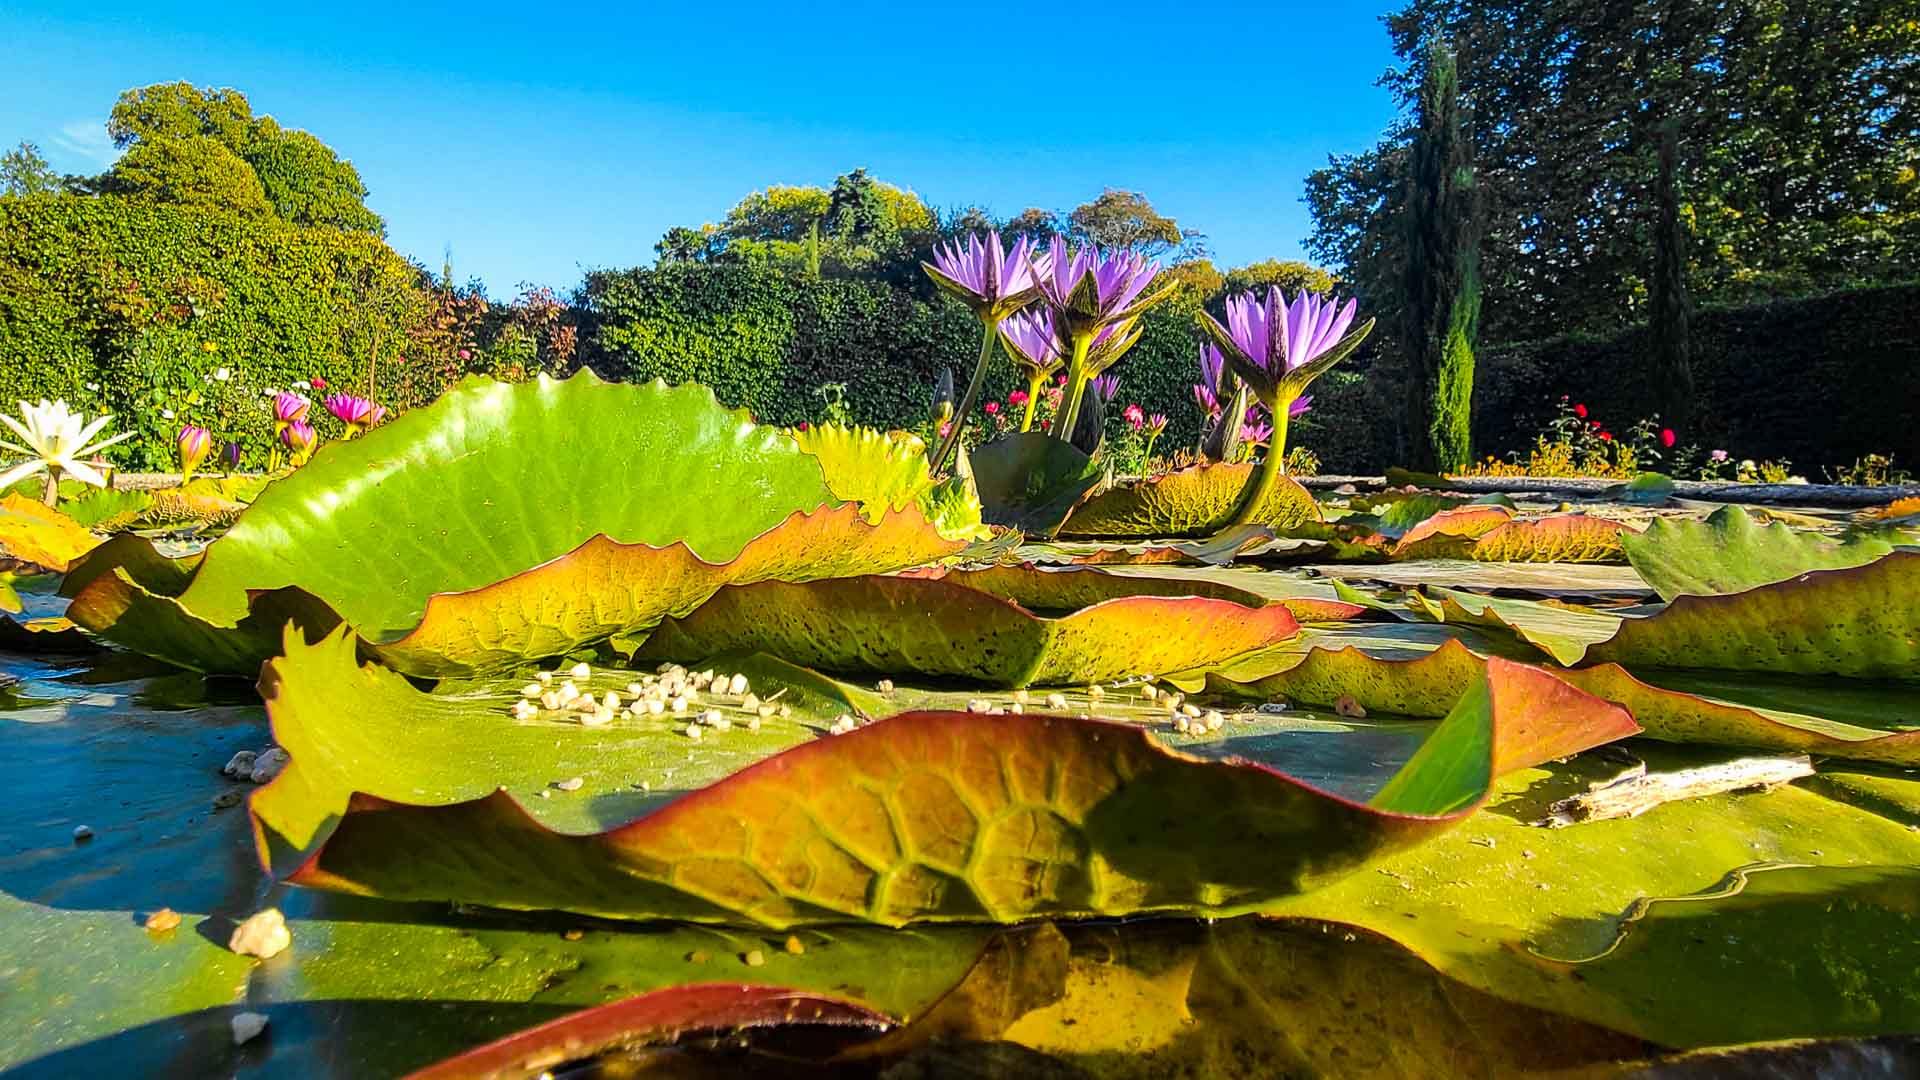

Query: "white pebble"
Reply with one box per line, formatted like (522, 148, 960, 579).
(222, 750, 258, 778)
(230, 1011, 270, 1046)
(1141, 685, 1159, 702)
(701, 709, 723, 726)
(626, 682, 647, 696)
(581, 709, 612, 728)
(876, 679, 895, 693)
(1045, 693, 1069, 710)
(1181, 704, 1202, 719)
(1204, 710, 1225, 732)
(1008, 703, 1024, 714)
(229, 908, 291, 959)
(685, 723, 703, 740)
(539, 691, 562, 711)
(510, 700, 538, 721)
(520, 683, 542, 698)
(1087, 685, 1105, 700)
(646, 699, 666, 715)
(555, 776, 585, 791)
(741, 693, 761, 711)
(569, 662, 591, 679)
(711, 715, 732, 732)
(967, 699, 991, 713)
(728, 673, 749, 695)
(557, 681, 580, 703)
(670, 695, 690, 714)
(1012, 689, 1030, 704)
(73, 824, 93, 841)
(249, 748, 290, 784)
(536, 671, 553, 685)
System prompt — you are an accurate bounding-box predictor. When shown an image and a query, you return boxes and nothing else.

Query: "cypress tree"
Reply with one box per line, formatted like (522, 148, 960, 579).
(1400, 37, 1481, 472)
(1649, 119, 1695, 425)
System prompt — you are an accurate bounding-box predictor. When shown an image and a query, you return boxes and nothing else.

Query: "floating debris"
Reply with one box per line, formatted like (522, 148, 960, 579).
(229, 908, 291, 959)
(1333, 695, 1368, 719)
(744, 948, 766, 967)
(230, 1011, 269, 1046)
(554, 776, 584, 792)
(144, 908, 181, 933)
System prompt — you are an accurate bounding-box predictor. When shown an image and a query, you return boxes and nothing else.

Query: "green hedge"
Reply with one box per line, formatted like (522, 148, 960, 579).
(576, 264, 1379, 464)
(1475, 282, 1920, 471)
(0, 194, 432, 468)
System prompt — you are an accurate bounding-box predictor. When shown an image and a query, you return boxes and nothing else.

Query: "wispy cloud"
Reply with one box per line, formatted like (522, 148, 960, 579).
(51, 119, 119, 168)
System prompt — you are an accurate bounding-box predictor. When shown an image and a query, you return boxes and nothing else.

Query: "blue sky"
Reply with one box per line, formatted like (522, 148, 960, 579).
(1, 2, 1403, 295)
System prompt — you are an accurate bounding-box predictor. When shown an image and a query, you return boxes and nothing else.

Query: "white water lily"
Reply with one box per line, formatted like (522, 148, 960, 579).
(0, 399, 135, 503)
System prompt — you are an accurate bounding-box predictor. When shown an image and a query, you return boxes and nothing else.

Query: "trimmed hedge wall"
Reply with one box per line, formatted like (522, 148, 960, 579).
(1475, 283, 1920, 471)
(0, 194, 431, 468)
(577, 264, 1401, 472)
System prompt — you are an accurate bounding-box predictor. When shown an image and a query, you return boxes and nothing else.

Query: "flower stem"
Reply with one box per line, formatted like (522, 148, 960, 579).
(934, 324, 997, 472)
(40, 468, 61, 507)
(1050, 335, 1095, 444)
(1019, 372, 1045, 432)
(1225, 395, 1292, 529)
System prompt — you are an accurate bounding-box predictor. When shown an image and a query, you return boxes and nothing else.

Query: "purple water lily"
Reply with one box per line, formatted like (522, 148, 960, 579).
(923, 232, 1049, 468)
(280, 420, 318, 465)
(924, 233, 1045, 323)
(1032, 237, 1175, 447)
(1196, 286, 1374, 529)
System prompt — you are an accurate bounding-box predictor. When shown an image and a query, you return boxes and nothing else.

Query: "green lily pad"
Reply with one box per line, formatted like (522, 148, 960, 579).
(1623, 504, 1895, 601)
(254, 626, 1637, 925)
(635, 564, 1302, 687)
(1059, 463, 1322, 539)
(793, 423, 991, 541)
(1585, 551, 1920, 679)
(58, 376, 967, 676)
(1391, 504, 1514, 559)
(970, 432, 1102, 538)
(0, 494, 99, 573)
(1208, 638, 1920, 766)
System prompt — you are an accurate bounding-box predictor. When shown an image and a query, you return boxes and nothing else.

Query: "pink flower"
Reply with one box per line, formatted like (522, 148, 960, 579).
(280, 420, 318, 464)
(1710, 449, 1729, 462)
(1009, 389, 1029, 407)
(1123, 404, 1145, 430)
(324, 394, 385, 435)
(272, 392, 310, 428)
(1660, 428, 1676, 448)
(311, 376, 327, 390)
(984, 401, 1000, 415)
(1056, 374, 1068, 386)
(796, 421, 810, 431)
(176, 425, 211, 476)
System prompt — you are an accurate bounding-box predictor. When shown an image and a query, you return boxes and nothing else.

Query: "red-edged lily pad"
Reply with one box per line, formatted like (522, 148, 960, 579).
(1470, 514, 1636, 563)
(254, 626, 1638, 926)
(1208, 638, 1920, 766)
(635, 563, 1301, 686)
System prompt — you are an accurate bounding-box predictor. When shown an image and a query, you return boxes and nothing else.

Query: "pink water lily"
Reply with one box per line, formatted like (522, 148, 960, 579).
(280, 420, 318, 465)
(176, 424, 211, 481)
(272, 392, 310, 436)
(324, 394, 387, 437)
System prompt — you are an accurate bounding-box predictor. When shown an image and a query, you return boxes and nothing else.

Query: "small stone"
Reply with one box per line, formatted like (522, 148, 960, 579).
(73, 824, 93, 842)
(539, 691, 561, 711)
(756, 703, 776, 719)
(779, 704, 792, 718)
(603, 690, 621, 710)
(785, 935, 806, 955)
(222, 750, 258, 778)
(555, 776, 584, 792)
(1008, 703, 1024, 714)
(580, 708, 612, 727)
(1045, 693, 1069, 710)
(744, 948, 766, 967)
(728, 673, 750, 695)
(562, 928, 584, 942)
(647, 699, 667, 716)
(876, 679, 895, 694)
(1181, 704, 1202, 719)
(1087, 685, 1104, 700)
(569, 662, 591, 680)
(1204, 710, 1224, 732)
(211, 790, 244, 810)
(746, 716, 761, 732)
(989, 707, 1007, 716)
(688, 949, 710, 964)
(536, 671, 554, 686)
(1013, 689, 1030, 704)
(1174, 716, 1191, 734)
(1334, 695, 1368, 719)
(741, 693, 761, 711)
(230, 1010, 269, 1046)
(538, 789, 551, 798)
(670, 695, 690, 714)
(510, 700, 538, 721)
(627, 682, 647, 696)
(249, 748, 291, 784)
(685, 723, 703, 740)
(229, 908, 291, 960)
(701, 709, 723, 726)
(520, 683, 542, 698)
(145, 907, 181, 933)
(1141, 685, 1159, 702)
(557, 681, 580, 703)
(711, 715, 732, 732)
(967, 699, 991, 714)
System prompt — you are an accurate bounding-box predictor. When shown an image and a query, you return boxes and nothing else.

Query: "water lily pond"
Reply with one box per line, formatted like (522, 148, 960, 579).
(3, 375, 1917, 1078)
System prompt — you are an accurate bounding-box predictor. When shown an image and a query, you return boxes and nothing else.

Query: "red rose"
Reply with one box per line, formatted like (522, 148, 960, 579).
(1660, 428, 1676, 448)
(1599, 431, 1613, 442)
(1009, 390, 1028, 406)
(796, 421, 810, 431)
(312, 376, 327, 390)
(984, 401, 1000, 415)
(1573, 404, 1588, 418)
